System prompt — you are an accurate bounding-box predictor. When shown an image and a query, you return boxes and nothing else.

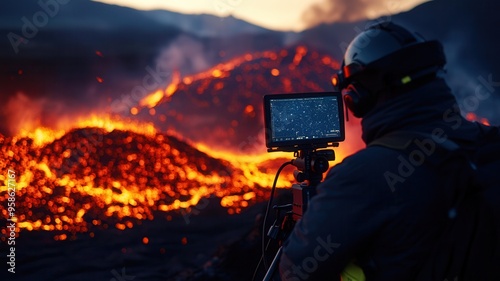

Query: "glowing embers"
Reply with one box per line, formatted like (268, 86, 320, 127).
(220, 191, 256, 214)
(0, 124, 288, 237)
(17, 127, 67, 147)
(135, 46, 324, 114)
(15, 115, 157, 148)
(465, 112, 490, 125)
(140, 89, 163, 108)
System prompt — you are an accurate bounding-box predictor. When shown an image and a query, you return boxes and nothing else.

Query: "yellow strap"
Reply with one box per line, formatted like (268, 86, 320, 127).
(340, 262, 366, 281)
(401, 75, 412, 84)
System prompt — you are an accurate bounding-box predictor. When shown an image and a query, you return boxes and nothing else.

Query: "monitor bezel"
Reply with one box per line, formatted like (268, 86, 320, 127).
(263, 92, 345, 151)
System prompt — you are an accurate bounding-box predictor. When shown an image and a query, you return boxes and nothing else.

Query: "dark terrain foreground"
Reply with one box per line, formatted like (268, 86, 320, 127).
(2, 192, 293, 281)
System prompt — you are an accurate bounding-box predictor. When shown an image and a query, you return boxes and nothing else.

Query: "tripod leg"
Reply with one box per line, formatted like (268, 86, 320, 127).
(263, 246, 283, 281)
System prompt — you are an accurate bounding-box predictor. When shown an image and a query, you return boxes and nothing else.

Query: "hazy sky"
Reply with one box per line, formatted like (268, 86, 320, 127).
(93, 0, 429, 31)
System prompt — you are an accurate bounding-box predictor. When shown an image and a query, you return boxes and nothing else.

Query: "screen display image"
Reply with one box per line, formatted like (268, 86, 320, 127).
(264, 92, 345, 150)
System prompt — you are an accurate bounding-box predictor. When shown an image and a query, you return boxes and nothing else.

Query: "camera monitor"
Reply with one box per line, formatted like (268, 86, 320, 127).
(264, 92, 345, 151)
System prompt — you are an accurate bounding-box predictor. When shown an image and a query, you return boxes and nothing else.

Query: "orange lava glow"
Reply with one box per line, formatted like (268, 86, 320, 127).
(139, 71, 181, 108)
(465, 112, 490, 125)
(140, 89, 164, 108)
(0, 46, 362, 240)
(136, 45, 340, 113)
(0, 115, 299, 237)
(16, 114, 157, 148)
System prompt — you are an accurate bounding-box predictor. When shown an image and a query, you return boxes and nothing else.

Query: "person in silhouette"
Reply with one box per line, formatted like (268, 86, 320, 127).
(278, 21, 497, 280)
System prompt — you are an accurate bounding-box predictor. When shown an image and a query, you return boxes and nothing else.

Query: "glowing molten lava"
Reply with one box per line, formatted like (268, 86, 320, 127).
(465, 112, 490, 125)
(0, 115, 298, 240)
(1, 46, 364, 241)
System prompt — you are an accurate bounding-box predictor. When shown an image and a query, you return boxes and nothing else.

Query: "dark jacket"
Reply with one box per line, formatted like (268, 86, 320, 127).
(279, 78, 483, 280)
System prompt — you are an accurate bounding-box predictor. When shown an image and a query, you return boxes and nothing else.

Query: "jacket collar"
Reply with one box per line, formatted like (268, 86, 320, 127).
(361, 78, 461, 144)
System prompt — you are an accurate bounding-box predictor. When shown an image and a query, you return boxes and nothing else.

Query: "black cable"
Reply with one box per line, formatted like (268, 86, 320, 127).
(261, 161, 293, 271)
(252, 160, 292, 281)
(251, 239, 273, 281)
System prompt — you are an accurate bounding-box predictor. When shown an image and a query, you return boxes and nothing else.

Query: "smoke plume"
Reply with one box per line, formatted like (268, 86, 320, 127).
(156, 35, 212, 77)
(302, 0, 427, 28)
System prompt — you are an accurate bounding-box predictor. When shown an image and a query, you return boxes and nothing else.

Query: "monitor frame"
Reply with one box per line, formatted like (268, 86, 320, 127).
(263, 92, 345, 152)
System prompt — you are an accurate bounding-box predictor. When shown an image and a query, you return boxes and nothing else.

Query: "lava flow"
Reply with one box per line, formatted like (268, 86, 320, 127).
(127, 45, 364, 154)
(0, 117, 298, 239)
(1, 45, 365, 241)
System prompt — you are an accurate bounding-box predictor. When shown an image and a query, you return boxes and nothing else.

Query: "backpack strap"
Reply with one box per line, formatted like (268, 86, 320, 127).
(369, 126, 500, 280)
(369, 130, 477, 280)
(368, 130, 460, 158)
(369, 129, 473, 219)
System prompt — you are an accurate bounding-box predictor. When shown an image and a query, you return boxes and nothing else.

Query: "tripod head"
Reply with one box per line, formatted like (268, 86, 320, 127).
(292, 148, 335, 185)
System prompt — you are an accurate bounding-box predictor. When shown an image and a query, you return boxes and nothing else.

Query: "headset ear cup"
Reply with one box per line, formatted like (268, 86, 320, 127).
(342, 84, 362, 117)
(342, 83, 374, 118)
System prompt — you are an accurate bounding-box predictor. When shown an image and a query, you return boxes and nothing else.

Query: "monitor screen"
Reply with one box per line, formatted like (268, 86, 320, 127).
(264, 92, 345, 151)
